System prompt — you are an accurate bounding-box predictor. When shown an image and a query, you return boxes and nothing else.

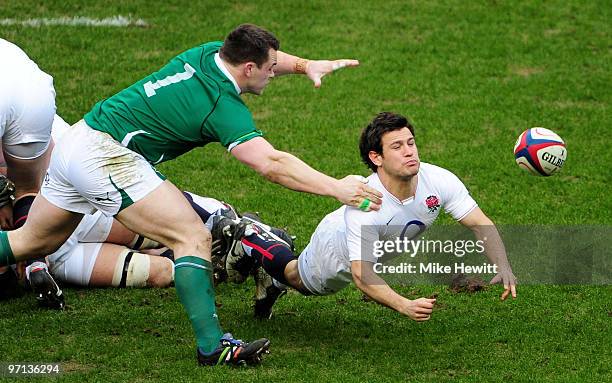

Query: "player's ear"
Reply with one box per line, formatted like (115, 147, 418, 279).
(244, 62, 255, 77)
(369, 151, 382, 167)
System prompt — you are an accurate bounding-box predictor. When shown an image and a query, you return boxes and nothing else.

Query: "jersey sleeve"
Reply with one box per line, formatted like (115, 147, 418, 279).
(344, 206, 380, 263)
(204, 95, 263, 151)
(439, 169, 478, 221)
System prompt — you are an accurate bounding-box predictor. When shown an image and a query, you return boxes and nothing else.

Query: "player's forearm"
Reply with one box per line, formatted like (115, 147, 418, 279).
(358, 283, 408, 313)
(352, 268, 408, 313)
(274, 51, 308, 76)
(472, 225, 512, 270)
(260, 150, 339, 198)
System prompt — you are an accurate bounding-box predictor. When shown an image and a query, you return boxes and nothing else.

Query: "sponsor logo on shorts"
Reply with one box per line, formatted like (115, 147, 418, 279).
(94, 192, 114, 202)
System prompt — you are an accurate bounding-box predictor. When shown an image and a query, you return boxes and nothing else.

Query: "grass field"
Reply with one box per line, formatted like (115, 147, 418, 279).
(0, 0, 610, 382)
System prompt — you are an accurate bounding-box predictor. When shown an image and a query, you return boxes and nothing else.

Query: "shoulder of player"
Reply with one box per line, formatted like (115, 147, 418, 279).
(418, 162, 470, 202)
(344, 203, 392, 229)
(419, 162, 463, 183)
(176, 41, 234, 89)
(178, 41, 223, 59)
(208, 94, 251, 123)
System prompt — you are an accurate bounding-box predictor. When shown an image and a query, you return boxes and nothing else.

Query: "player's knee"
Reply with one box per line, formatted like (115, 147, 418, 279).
(172, 225, 211, 255)
(24, 235, 63, 256)
(284, 260, 302, 288)
(147, 258, 174, 288)
(12, 196, 67, 255)
(196, 226, 212, 246)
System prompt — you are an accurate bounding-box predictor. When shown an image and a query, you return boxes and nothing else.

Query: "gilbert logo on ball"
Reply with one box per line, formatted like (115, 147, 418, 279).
(514, 127, 567, 176)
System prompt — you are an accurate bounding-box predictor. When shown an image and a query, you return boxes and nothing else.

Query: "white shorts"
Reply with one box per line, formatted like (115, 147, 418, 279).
(50, 114, 70, 142)
(48, 212, 114, 285)
(298, 213, 353, 295)
(41, 120, 165, 216)
(0, 71, 55, 159)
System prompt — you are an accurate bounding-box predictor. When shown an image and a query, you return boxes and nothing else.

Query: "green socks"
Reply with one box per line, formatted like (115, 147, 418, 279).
(174, 256, 224, 353)
(0, 231, 15, 267)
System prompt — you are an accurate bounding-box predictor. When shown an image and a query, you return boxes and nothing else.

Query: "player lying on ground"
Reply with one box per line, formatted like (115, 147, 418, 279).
(215, 112, 518, 321)
(14, 191, 286, 306)
(2, 119, 282, 308)
(0, 24, 383, 366)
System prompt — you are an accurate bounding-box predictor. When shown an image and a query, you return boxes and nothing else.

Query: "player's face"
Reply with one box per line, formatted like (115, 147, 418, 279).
(247, 48, 277, 95)
(376, 127, 420, 179)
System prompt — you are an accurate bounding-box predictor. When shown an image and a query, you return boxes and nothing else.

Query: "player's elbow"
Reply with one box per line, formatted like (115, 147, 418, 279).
(352, 268, 366, 289)
(256, 150, 288, 183)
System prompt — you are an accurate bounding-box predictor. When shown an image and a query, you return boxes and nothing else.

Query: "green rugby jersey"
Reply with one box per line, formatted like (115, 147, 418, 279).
(84, 41, 262, 164)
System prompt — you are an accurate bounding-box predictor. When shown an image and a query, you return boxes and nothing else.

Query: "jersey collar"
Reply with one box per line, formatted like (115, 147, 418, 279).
(370, 172, 417, 205)
(214, 52, 242, 94)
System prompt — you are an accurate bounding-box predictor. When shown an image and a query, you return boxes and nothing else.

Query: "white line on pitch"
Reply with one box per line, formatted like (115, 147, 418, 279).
(0, 16, 148, 27)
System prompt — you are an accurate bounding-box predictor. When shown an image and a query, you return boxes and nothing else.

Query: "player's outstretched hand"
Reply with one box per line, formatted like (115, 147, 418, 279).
(400, 298, 436, 321)
(337, 175, 382, 211)
(306, 59, 359, 88)
(490, 268, 517, 300)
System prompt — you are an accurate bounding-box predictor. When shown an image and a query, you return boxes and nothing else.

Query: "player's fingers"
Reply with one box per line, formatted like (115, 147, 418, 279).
(417, 301, 435, 309)
(511, 283, 517, 298)
(332, 59, 359, 71)
(367, 199, 381, 211)
(414, 307, 433, 315)
(489, 274, 501, 285)
(366, 192, 383, 206)
(333, 59, 359, 69)
(362, 184, 383, 200)
(416, 298, 436, 305)
(357, 197, 381, 212)
(416, 306, 433, 313)
(363, 194, 382, 209)
(501, 287, 510, 301)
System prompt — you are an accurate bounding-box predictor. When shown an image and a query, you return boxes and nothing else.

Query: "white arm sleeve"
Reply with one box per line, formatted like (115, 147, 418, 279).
(439, 170, 478, 221)
(345, 206, 380, 263)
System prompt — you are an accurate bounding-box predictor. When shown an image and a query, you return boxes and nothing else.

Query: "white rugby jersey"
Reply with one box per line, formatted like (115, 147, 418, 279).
(345, 162, 477, 263)
(0, 39, 50, 123)
(299, 162, 478, 294)
(0, 39, 55, 147)
(0, 39, 43, 78)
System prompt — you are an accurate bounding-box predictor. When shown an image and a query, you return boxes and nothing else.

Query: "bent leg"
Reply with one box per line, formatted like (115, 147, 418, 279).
(115, 181, 211, 258)
(51, 242, 173, 288)
(283, 260, 308, 292)
(91, 245, 173, 288)
(115, 180, 223, 353)
(240, 232, 299, 287)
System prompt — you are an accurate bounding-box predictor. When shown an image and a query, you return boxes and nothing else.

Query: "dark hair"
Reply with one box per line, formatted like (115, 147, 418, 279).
(359, 112, 415, 172)
(220, 24, 280, 68)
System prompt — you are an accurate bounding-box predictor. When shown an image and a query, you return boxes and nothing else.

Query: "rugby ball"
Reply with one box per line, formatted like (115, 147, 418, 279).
(514, 127, 567, 176)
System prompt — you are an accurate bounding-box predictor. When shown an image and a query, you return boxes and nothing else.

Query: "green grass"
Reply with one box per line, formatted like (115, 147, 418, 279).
(0, 0, 610, 382)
